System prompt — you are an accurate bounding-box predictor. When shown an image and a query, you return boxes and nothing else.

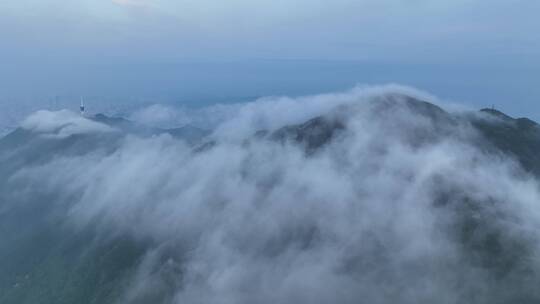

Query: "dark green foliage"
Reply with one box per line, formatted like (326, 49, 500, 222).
(473, 109, 540, 175)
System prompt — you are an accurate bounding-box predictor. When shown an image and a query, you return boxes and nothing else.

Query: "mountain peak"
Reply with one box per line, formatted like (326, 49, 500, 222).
(480, 108, 514, 120)
(479, 108, 538, 129)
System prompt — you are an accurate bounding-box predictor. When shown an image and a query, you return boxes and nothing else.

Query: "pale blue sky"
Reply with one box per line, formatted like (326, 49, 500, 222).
(1, 0, 539, 117)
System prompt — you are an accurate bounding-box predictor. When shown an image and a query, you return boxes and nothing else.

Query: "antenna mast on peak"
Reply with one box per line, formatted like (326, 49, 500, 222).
(80, 96, 85, 116)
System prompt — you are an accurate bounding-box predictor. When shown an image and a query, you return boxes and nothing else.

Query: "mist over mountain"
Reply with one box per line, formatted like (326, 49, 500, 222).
(2, 86, 540, 304)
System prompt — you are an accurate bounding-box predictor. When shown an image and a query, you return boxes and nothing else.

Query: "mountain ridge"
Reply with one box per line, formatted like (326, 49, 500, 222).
(2, 95, 540, 303)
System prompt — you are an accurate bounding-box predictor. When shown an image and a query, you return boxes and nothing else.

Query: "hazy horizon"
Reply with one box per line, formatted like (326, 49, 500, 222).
(2, 2, 540, 303)
(2, 0, 539, 119)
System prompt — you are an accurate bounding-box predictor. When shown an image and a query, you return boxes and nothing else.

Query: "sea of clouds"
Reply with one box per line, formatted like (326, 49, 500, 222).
(2, 85, 540, 303)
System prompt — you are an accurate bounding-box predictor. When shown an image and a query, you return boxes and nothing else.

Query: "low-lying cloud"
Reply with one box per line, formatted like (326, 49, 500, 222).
(2, 86, 540, 303)
(21, 109, 116, 138)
